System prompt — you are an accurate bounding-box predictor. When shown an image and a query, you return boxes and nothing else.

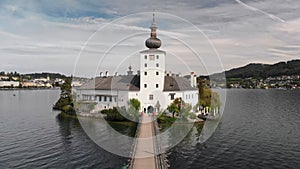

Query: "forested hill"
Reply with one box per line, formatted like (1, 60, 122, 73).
(220, 59, 300, 79)
(23, 72, 67, 79)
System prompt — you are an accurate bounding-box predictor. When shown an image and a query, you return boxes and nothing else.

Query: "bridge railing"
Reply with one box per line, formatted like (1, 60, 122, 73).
(152, 116, 168, 169)
(128, 116, 143, 169)
(128, 115, 168, 169)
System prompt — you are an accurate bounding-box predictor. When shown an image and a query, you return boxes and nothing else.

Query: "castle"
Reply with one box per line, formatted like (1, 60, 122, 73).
(76, 14, 198, 113)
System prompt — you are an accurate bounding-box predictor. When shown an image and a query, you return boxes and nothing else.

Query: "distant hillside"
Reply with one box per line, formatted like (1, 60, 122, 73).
(215, 60, 300, 79)
(23, 72, 67, 79)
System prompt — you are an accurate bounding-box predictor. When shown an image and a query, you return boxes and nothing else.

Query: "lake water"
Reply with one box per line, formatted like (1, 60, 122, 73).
(0, 89, 133, 169)
(0, 89, 299, 168)
(167, 89, 300, 169)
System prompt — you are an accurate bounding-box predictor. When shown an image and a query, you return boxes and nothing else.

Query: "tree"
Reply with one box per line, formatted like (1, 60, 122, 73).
(128, 98, 141, 121)
(167, 103, 179, 118)
(54, 77, 75, 115)
(197, 77, 222, 111)
(167, 97, 183, 118)
(210, 92, 221, 110)
(129, 98, 141, 111)
(103, 107, 127, 121)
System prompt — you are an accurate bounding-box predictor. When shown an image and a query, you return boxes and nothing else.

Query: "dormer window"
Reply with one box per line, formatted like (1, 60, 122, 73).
(170, 93, 175, 100)
(144, 55, 147, 59)
(156, 55, 159, 59)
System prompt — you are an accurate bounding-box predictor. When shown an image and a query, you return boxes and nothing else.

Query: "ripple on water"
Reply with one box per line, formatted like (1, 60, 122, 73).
(167, 89, 300, 169)
(0, 90, 130, 169)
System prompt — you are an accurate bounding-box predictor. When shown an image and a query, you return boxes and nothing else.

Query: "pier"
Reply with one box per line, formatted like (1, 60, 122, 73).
(129, 115, 167, 169)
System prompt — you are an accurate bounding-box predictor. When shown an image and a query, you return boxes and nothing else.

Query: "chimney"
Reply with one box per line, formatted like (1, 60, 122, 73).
(127, 65, 133, 75)
(189, 72, 197, 87)
(194, 74, 197, 87)
(190, 72, 195, 87)
(166, 71, 171, 76)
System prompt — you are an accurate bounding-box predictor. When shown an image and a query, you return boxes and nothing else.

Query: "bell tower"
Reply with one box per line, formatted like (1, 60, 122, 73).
(139, 13, 166, 112)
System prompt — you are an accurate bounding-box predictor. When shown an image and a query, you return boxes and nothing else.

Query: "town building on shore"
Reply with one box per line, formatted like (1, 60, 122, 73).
(0, 81, 20, 88)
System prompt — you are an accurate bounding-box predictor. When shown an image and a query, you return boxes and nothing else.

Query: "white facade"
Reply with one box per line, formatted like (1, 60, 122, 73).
(139, 49, 166, 112)
(76, 86, 198, 113)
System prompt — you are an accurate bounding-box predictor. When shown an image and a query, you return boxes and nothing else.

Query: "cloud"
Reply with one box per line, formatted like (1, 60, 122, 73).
(234, 0, 285, 23)
(0, 0, 299, 76)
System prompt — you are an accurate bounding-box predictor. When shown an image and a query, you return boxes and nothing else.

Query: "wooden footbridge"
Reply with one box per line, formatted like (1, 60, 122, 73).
(128, 115, 168, 169)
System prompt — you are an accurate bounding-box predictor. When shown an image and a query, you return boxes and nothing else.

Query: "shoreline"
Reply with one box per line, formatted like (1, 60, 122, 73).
(59, 111, 203, 126)
(58, 111, 137, 126)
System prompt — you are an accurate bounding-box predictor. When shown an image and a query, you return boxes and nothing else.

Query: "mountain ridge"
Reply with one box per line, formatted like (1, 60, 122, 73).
(212, 59, 300, 79)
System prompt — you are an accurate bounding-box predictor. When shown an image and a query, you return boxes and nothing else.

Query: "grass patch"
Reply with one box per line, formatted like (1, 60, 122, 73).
(157, 114, 176, 124)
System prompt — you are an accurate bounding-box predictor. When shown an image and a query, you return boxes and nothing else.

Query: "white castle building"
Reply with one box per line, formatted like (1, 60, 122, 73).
(76, 14, 198, 113)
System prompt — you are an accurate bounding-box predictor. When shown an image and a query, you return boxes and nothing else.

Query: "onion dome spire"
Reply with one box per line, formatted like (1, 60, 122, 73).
(145, 12, 161, 49)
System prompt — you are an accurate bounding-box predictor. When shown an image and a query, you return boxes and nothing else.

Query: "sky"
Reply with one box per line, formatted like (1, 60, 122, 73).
(0, 0, 299, 77)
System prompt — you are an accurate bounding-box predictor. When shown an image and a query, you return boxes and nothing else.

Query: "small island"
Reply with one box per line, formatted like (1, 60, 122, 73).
(53, 75, 221, 128)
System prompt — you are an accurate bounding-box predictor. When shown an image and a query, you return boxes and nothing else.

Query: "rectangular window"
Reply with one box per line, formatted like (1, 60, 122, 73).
(144, 71, 147, 75)
(156, 71, 159, 75)
(156, 55, 159, 59)
(149, 94, 153, 100)
(144, 84, 147, 88)
(149, 55, 155, 60)
(145, 63, 147, 67)
(109, 96, 112, 102)
(99, 96, 102, 102)
(114, 97, 117, 102)
(144, 55, 147, 59)
(104, 96, 107, 102)
(156, 63, 159, 67)
(170, 93, 175, 100)
(156, 84, 159, 88)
